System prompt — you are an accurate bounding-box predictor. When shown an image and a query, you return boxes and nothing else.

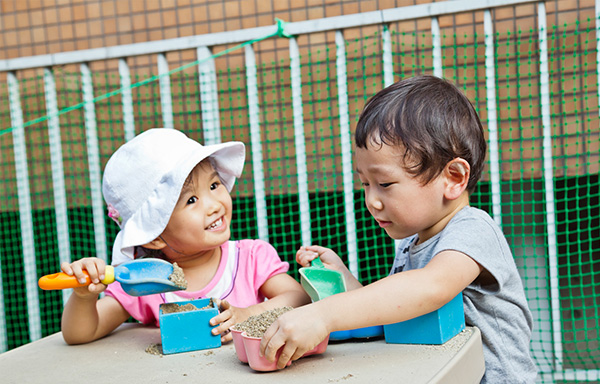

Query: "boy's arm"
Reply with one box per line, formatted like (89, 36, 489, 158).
(260, 249, 483, 369)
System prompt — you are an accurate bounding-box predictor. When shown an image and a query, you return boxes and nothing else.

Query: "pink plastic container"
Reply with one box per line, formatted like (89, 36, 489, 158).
(231, 329, 248, 363)
(302, 335, 329, 357)
(238, 332, 329, 372)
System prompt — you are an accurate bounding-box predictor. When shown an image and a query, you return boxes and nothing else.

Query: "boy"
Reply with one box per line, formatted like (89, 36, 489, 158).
(260, 75, 537, 383)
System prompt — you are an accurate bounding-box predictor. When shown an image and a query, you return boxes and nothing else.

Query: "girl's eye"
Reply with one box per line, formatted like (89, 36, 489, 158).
(186, 196, 198, 205)
(210, 182, 220, 190)
(379, 183, 392, 188)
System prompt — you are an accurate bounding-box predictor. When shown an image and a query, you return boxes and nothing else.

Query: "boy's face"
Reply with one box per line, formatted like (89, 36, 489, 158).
(159, 161, 233, 261)
(355, 142, 448, 242)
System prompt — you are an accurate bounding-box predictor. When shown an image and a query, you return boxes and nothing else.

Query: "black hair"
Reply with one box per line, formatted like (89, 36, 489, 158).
(355, 75, 487, 193)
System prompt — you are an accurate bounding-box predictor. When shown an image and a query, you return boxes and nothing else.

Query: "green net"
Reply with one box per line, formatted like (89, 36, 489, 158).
(0, 18, 598, 382)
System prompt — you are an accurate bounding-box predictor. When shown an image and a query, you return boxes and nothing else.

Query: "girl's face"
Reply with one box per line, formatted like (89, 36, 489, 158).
(158, 161, 233, 262)
(355, 142, 449, 243)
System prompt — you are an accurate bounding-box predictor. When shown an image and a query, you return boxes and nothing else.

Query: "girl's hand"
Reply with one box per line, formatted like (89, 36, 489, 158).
(60, 257, 108, 297)
(296, 245, 363, 291)
(296, 245, 345, 272)
(209, 299, 252, 343)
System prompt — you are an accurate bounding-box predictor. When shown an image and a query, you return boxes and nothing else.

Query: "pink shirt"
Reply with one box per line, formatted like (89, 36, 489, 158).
(105, 239, 289, 327)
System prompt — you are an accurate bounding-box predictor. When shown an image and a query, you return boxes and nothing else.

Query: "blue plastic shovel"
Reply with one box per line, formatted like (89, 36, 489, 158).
(299, 257, 347, 302)
(38, 259, 184, 296)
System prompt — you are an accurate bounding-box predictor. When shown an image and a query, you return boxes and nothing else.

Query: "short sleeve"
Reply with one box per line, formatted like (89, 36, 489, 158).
(228, 239, 290, 305)
(435, 212, 515, 292)
(246, 239, 290, 287)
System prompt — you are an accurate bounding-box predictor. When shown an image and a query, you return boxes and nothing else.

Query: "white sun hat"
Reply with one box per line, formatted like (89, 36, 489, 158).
(102, 128, 245, 265)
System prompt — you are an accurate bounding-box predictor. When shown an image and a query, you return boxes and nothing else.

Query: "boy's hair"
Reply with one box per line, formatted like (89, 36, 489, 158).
(355, 75, 487, 193)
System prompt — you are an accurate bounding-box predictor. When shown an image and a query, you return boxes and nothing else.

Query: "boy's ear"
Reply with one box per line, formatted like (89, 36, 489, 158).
(444, 158, 470, 200)
(143, 236, 167, 250)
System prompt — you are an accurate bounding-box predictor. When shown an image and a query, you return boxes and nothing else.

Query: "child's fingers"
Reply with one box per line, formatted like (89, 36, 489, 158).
(304, 245, 330, 254)
(211, 319, 235, 342)
(277, 343, 304, 370)
(65, 258, 106, 285)
(68, 262, 89, 285)
(209, 311, 227, 327)
(296, 248, 319, 266)
(87, 282, 107, 294)
(259, 322, 283, 361)
(79, 259, 101, 284)
(209, 310, 234, 337)
(60, 261, 73, 275)
(221, 330, 233, 343)
(219, 299, 231, 312)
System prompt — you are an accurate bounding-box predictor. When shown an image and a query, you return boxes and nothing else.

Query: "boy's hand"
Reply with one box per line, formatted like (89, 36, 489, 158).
(259, 304, 329, 369)
(210, 299, 252, 343)
(60, 257, 108, 297)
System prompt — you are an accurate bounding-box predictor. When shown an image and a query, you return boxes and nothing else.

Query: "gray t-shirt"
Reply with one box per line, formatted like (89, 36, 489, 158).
(391, 206, 537, 384)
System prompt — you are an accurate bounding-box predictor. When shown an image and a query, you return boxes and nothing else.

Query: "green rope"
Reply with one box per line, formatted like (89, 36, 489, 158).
(275, 18, 292, 38)
(0, 19, 291, 137)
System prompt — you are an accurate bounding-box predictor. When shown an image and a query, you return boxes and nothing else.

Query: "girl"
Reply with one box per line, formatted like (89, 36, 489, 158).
(60, 128, 310, 345)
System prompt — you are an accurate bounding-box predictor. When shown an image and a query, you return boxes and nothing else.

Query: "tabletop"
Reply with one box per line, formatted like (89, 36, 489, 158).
(0, 323, 484, 384)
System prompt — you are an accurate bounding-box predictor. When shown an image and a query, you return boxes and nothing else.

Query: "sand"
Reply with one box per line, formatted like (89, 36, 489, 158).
(168, 262, 187, 289)
(232, 307, 293, 337)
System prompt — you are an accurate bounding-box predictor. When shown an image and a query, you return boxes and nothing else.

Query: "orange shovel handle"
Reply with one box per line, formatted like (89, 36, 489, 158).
(38, 267, 115, 290)
(38, 272, 92, 290)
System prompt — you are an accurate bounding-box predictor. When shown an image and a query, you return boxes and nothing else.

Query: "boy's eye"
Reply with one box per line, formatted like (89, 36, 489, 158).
(379, 183, 393, 188)
(186, 196, 198, 205)
(210, 181, 220, 190)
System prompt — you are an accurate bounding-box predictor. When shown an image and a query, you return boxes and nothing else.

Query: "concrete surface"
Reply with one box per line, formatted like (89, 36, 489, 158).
(0, 323, 484, 383)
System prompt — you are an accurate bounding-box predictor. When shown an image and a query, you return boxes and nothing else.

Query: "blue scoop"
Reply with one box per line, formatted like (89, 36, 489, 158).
(38, 259, 185, 296)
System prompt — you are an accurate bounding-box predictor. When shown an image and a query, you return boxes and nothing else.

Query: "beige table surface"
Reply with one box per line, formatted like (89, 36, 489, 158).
(0, 323, 484, 384)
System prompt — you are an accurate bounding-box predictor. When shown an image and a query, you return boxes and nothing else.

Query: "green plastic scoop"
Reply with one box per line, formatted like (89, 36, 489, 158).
(299, 257, 347, 302)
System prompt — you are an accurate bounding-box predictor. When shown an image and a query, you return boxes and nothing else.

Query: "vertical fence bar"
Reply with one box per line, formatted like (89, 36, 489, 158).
(597, 0, 600, 118)
(157, 53, 174, 129)
(198, 46, 221, 145)
(244, 44, 269, 242)
(382, 24, 394, 86)
(431, 17, 443, 78)
(7, 72, 42, 341)
(0, 249, 5, 352)
(483, 10, 503, 226)
(118, 59, 136, 142)
(289, 37, 311, 246)
(43, 68, 72, 305)
(335, 30, 359, 278)
(537, 1, 562, 373)
(80, 64, 108, 265)
(382, 24, 404, 255)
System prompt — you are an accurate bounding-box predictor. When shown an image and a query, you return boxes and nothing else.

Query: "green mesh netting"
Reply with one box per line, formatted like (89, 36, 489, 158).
(0, 19, 598, 383)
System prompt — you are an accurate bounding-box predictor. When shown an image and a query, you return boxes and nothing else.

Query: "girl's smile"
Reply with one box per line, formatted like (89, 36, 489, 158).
(206, 216, 225, 231)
